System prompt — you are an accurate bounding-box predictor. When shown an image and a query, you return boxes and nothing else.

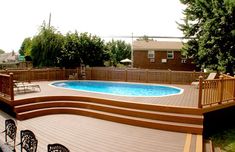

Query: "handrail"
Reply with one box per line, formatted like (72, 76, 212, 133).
(199, 74, 235, 107)
(0, 73, 14, 101)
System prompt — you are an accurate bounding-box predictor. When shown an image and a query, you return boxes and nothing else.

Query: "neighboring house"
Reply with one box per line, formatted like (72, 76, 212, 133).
(0, 51, 19, 69)
(133, 40, 196, 71)
(0, 51, 18, 63)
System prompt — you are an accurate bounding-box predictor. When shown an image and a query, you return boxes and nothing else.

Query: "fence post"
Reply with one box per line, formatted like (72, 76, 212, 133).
(28, 68, 31, 83)
(105, 69, 107, 80)
(125, 69, 127, 82)
(169, 69, 172, 84)
(193, 70, 196, 82)
(105, 68, 110, 81)
(91, 67, 93, 80)
(219, 75, 224, 104)
(234, 76, 235, 101)
(198, 76, 203, 108)
(9, 73, 14, 101)
(62, 68, 66, 80)
(47, 68, 50, 81)
(146, 69, 149, 83)
(76, 67, 79, 80)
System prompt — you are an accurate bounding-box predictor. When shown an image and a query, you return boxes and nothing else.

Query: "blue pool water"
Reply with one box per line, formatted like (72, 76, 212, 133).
(50, 81, 183, 97)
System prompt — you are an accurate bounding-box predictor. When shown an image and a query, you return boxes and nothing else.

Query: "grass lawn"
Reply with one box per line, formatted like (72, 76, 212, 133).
(210, 128, 235, 152)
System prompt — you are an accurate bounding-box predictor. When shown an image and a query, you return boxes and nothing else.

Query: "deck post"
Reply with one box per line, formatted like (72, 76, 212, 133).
(9, 73, 14, 101)
(219, 75, 224, 104)
(198, 76, 203, 108)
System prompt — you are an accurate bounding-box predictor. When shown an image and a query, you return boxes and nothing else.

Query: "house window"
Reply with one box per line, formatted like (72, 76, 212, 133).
(167, 51, 174, 59)
(148, 50, 155, 58)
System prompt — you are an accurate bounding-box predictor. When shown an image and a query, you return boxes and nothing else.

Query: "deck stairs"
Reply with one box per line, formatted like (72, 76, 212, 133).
(13, 97, 203, 134)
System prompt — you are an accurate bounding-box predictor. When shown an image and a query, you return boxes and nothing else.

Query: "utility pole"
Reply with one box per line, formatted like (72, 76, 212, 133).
(48, 13, 51, 28)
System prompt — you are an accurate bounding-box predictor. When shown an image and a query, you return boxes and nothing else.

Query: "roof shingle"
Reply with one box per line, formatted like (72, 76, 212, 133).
(133, 41, 183, 51)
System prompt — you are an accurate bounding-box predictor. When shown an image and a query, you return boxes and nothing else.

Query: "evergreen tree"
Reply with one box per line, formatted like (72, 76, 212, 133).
(179, 0, 235, 74)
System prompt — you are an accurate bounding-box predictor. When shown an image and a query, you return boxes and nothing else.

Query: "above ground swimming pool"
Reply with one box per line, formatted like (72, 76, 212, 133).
(50, 81, 183, 97)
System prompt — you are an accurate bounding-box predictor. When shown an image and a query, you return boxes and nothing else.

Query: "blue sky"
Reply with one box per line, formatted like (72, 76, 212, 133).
(0, 0, 185, 52)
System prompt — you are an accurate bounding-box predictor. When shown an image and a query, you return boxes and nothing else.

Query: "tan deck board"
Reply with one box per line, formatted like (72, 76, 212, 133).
(14, 81, 199, 108)
(0, 110, 188, 152)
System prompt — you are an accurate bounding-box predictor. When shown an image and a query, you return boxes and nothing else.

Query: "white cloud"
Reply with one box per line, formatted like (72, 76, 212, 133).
(0, 0, 185, 52)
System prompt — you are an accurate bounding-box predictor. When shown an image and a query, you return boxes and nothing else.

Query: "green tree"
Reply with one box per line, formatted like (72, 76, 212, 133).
(57, 31, 81, 68)
(106, 40, 131, 66)
(19, 37, 32, 56)
(57, 32, 107, 67)
(31, 23, 64, 67)
(179, 0, 235, 74)
(78, 32, 107, 67)
(0, 49, 5, 54)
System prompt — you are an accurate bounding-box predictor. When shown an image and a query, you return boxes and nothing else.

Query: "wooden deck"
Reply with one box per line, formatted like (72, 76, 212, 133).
(0, 110, 201, 152)
(0, 81, 205, 151)
(14, 81, 199, 108)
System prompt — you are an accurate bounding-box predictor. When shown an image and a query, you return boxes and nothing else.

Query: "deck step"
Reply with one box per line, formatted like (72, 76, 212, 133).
(14, 100, 203, 125)
(14, 97, 203, 134)
(13, 96, 202, 115)
(16, 107, 203, 134)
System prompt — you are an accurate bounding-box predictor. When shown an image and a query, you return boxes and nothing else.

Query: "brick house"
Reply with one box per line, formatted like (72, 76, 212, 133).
(132, 40, 196, 71)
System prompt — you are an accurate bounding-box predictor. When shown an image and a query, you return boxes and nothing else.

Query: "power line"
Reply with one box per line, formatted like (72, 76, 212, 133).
(101, 35, 187, 39)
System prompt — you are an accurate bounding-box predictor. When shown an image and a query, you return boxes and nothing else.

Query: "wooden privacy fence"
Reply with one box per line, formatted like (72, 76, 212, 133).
(0, 67, 206, 84)
(198, 74, 235, 108)
(0, 68, 83, 82)
(85, 67, 206, 84)
(0, 73, 14, 101)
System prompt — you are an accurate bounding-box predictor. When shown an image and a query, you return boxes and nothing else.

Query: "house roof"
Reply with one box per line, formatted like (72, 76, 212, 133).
(0, 52, 18, 63)
(133, 41, 183, 51)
